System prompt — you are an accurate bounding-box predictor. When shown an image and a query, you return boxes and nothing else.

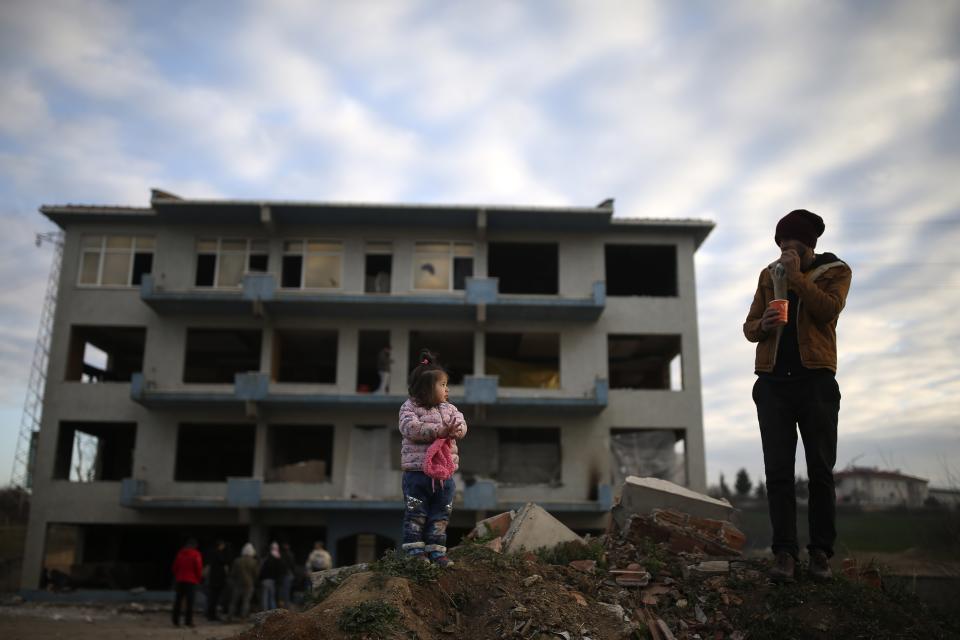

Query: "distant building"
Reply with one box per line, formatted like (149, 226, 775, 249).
(835, 467, 929, 508)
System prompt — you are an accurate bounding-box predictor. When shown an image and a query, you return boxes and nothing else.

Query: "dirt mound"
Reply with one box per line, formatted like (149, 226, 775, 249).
(230, 548, 626, 640)
(228, 531, 960, 640)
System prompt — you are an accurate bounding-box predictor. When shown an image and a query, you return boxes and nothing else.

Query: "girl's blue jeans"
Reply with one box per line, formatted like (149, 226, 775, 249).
(401, 471, 455, 547)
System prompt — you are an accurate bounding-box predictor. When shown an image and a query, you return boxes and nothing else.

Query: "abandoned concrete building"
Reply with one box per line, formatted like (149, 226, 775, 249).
(21, 191, 713, 590)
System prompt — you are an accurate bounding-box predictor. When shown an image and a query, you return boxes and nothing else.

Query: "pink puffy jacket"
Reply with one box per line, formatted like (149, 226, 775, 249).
(398, 399, 468, 472)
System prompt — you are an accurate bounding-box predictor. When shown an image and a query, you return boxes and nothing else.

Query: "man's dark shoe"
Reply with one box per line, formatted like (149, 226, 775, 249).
(808, 549, 833, 580)
(770, 551, 797, 583)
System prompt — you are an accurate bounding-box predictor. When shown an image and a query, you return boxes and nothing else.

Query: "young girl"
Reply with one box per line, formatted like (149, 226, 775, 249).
(398, 349, 468, 567)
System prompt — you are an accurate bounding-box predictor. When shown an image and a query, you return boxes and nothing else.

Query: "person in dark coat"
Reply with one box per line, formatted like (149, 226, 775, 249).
(171, 538, 203, 627)
(259, 542, 286, 611)
(204, 539, 229, 621)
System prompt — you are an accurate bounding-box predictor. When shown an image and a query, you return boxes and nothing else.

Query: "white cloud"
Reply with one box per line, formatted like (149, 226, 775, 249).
(0, 0, 958, 487)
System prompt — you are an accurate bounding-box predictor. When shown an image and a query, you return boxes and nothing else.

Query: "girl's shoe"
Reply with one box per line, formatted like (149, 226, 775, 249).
(425, 544, 455, 568)
(402, 541, 429, 563)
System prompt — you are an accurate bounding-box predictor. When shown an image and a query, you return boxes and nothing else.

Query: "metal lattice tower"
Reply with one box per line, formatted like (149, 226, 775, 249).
(9, 231, 64, 490)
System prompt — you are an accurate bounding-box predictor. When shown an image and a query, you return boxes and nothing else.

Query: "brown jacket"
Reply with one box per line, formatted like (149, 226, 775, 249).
(743, 254, 852, 373)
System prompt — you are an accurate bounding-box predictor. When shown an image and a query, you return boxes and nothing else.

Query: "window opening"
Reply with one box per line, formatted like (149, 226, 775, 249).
(407, 331, 474, 384)
(53, 422, 136, 482)
(488, 242, 558, 294)
(605, 244, 677, 296)
(266, 425, 333, 482)
(65, 326, 146, 382)
(272, 330, 337, 383)
(281, 239, 342, 289)
(364, 242, 392, 293)
(175, 424, 255, 481)
(195, 238, 268, 288)
(357, 330, 391, 393)
(607, 334, 682, 390)
(413, 242, 473, 291)
(610, 428, 686, 486)
(183, 329, 261, 383)
(485, 332, 560, 389)
(78, 235, 154, 286)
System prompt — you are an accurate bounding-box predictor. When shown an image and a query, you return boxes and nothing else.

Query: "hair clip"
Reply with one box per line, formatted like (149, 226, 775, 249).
(420, 358, 430, 365)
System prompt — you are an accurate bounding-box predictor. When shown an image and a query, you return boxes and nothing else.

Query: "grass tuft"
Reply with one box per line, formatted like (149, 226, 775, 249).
(337, 599, 400, 638)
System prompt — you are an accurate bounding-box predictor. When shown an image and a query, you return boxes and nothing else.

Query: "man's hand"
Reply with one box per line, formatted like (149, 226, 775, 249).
(760, 305, 786, 332)
(780, 249, 800, 276)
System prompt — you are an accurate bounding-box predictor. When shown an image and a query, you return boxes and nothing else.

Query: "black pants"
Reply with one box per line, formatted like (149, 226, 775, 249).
(206, 582, 224, 620)
(172, 581, 195, 626)
(753, 374, 840, 559)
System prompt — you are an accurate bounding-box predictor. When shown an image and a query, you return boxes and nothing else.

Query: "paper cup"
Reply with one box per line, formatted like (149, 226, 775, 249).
(769, 299, 788, 323)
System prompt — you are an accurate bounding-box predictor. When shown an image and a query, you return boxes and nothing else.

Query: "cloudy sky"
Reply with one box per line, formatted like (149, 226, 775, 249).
(1, 0, 958, 490)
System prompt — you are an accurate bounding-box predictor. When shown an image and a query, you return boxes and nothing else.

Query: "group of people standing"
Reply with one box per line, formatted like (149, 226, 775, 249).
(170, 538, 332, 627)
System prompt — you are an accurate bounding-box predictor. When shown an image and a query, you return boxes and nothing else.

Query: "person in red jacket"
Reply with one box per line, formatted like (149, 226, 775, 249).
(171, 538, 203, 627)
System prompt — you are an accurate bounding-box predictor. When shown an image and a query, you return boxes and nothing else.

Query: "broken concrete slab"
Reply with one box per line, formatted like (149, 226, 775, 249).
(689, 560, 730, 576)
(611, 476, 734, 530)
(501, 503, 583, 554)
(466, 510, 515, 540)
(626, 509, 743, 557)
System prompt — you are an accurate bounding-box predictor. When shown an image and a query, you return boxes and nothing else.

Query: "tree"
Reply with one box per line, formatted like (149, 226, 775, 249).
(754, 480, 767, 500)
(735, 468, 753, 498)
(719, 474, 733, 501)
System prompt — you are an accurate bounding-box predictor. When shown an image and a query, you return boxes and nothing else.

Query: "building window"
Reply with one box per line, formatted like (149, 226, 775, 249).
(458, 427, 562, 485)
(365, 242, 393, 293)
(183, 329, 261, 383)
(266, 425, 334, 482)
(485, 332, 560, 389)
(280, 239, 342, 289)
(272, 330, 338, 383)
(605, 245, 677, 296)
(408, 330, 474, 384)
(610, 428, 686, 486)
(608, 334, 683, 390)
(65, 326, 146, 382)
(175, 424, 254, 481)
(413, 242, 473, 291)
(488, 242, 558, 294)
(195, 238, 268, 288)
(78, 235, 154, 287)
(53, 422, 136, 482)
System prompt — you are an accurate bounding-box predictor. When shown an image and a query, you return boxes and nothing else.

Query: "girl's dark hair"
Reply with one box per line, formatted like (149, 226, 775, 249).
(408, 349, 447, 407)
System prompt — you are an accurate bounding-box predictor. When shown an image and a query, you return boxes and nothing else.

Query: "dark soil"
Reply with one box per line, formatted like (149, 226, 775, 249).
(229, 538, 960, 640)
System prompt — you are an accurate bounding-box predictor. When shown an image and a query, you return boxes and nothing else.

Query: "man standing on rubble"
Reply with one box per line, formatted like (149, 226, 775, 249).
(743, 209, 852, 582)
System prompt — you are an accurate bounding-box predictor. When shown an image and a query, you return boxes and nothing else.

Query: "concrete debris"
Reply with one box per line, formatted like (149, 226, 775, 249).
(609, 563, 652, 587)
(466, 510, 515, 540)
(568, 559, 597, 573)
(694, 603, 707, 624)
(501, 502, 583, 554)
(482, 536, 503, 553)
(689, 560, 730, 575)
(598, 602, 626, 621)
(611, 476, 734, 531)
(521, 574, 543, 587)
(626, 508, 745, 557)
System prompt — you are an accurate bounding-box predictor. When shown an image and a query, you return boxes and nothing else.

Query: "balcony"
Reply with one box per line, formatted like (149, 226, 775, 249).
(120, 477, 613, 512)
(130, 373, 608, 414)
(120, 477, 402, 510)
(140, 274, 604, 321)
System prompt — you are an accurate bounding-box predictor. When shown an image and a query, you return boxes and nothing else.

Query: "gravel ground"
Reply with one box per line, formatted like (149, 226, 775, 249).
(0, 602, 251, 640)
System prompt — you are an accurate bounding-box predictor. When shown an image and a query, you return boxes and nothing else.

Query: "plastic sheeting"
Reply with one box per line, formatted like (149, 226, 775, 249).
(485, 357, 560, 389)
(610, 430, 685, 487)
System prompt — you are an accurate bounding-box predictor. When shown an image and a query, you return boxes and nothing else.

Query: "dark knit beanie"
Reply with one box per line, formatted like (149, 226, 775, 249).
(775, 209, 825, 248)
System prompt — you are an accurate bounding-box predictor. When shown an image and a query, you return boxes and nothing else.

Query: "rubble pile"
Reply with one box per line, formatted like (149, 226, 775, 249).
(227, 481, 958, 640)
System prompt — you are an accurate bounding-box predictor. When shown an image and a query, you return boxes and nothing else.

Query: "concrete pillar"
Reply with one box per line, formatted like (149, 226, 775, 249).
(260, 323, 274, 378)
(474, 331, 485, 375)
(392, 329, 409, 392)
(19, 512, 47, 589)
(338, 327, 358, 394)
(253, 421, 267, 479)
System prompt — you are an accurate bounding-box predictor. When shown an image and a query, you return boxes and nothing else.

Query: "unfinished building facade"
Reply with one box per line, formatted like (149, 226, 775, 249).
(21, 192, 712, 591)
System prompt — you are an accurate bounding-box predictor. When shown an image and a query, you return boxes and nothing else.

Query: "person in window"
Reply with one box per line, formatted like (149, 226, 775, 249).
(743, 209, 852, 582)
(375, 345, 393, 394)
